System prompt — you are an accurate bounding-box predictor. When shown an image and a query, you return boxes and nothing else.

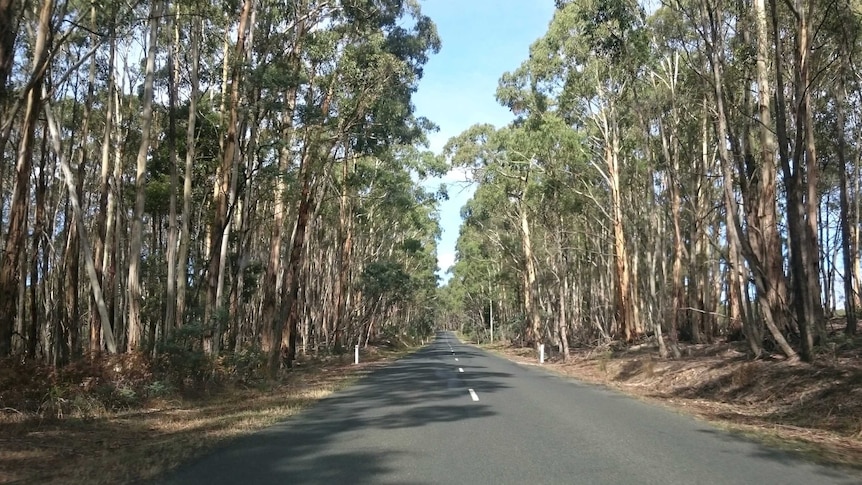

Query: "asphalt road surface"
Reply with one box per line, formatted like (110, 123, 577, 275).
(162, 331, 859, 485)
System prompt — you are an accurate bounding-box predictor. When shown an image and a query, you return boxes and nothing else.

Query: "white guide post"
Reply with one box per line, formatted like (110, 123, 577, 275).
(489, 299, 494, 343)
(354, 345, 359, 365)
(539, 344, 545, 364)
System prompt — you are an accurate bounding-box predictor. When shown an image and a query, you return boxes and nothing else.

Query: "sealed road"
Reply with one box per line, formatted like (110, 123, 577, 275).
(162, 332, 858, 484)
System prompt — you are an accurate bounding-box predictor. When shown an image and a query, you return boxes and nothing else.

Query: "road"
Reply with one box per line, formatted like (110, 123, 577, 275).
(162, 331, 858, 484)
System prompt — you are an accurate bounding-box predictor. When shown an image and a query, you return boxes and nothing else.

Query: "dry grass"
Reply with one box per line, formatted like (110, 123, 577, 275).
(0, 347, 411, 485)
(479, 338, 862, 470)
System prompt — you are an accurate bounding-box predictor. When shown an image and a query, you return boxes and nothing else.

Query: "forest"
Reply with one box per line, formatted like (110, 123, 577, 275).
(4, 0, 862, 481)
(441, 0, 862, 365)
(0, 0, 443, 376)
(1, 0, 861, 399)
(2, 0, 861, 397)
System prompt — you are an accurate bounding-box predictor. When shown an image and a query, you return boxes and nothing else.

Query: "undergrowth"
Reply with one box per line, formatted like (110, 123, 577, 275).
(0, 337, 268, 420)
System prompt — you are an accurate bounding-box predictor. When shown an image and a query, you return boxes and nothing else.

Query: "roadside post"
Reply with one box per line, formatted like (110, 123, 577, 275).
(354, 345, 359, 364)
(539, 344, 545, 364)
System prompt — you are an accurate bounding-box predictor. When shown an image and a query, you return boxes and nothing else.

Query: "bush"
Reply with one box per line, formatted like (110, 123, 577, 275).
(0, 327, 272, 418)
(0, 359, 54, 413)
(220, 349, 266, 384)
(0, 354, 157, 418)
(156, 325, 269, 390)
(156, 324, 218, 391)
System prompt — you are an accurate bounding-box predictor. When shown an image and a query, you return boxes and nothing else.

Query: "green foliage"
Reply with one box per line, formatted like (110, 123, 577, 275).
(157, 323, 216, 389)
(220, 349, 267, 384)
(361, 260, 413, 303)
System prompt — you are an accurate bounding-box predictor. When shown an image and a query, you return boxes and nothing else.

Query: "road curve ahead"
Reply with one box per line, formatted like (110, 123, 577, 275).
(161, 331, 858, 485)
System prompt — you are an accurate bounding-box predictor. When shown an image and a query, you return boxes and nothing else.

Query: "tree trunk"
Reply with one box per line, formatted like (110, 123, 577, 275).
(176, 15, 200, 331)
(207, 0, 252, 353)
(164, 6, 180, 345)
(0, 0, 52, 358)
(607, 122, 635, 342)
(518, 188, 541, 347)
(836, 69, 857, 334)
(127, 0, 161, 352)
(278, 161, 314, 370)
(335, 153, 354, 353)
(558, 266, 570, 360)
(262, 55, 301, 370)
(28, 126, 49, 359)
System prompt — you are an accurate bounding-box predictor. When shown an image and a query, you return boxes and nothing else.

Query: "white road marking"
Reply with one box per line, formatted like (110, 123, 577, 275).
(458, 368, 464, 372)
(468, 389, 479, 401)
(454, 358, 459, 361)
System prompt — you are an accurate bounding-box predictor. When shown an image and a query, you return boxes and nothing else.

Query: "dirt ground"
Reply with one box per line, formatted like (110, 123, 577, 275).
(0, 349, 403, 485)
(479, 338, 862, 470)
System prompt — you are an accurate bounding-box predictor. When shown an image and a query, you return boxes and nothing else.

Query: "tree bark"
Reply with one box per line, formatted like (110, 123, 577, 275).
(606, 121, 635, 342)
(176, 14, 200, 331)
(164, 5, 180, 345)
(335, 152, 354, 353)
(127, 0, 161, 352)
(207, 0, 252, 352)
(836, 68, 857, 335)
(518, 185, 541, 347)
(0, 0, 53, 358)
(28, 125, 49, 359)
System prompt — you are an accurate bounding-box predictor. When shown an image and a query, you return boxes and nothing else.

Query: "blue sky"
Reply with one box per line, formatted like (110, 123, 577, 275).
(412, 0, 556, 284)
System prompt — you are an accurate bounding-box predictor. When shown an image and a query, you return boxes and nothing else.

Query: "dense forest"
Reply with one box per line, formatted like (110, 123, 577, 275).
(441, 0, 862, 363)
(3, 0, 861, 381)
(6, 0, 862, 480)
(0, 0, 443, 374)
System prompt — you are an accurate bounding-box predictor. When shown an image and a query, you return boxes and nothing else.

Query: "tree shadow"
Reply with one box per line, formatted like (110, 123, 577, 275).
(695, 428, 862, 483)
(153, 334, 509, 484)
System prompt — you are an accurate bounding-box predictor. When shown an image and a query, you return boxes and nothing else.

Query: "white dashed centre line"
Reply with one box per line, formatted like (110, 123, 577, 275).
(468, 389, 479, 401)
(454, 358, 459, 361)
(458, 368, 464, 372)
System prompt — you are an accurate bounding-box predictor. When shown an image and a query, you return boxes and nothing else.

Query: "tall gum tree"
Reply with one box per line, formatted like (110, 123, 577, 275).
(524, 0, 648, 341)
(0, 0, 54, 357)
(445, 124, 543, 347)
(127, 0, 162, 352)
(264, 0, 440, 371)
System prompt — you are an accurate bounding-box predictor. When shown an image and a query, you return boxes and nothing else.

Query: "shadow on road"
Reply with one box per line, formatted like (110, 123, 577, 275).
(694, 427, 861, 482)
(159, 334, 508, 484)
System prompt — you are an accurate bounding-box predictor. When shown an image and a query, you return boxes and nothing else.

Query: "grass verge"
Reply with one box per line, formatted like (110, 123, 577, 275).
(0, 345, 417, 485)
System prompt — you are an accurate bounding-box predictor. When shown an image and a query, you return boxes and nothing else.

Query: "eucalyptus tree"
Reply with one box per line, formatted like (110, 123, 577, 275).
(0, 0, 443, 370)
(446, 124, 545, 346)
(127, 0, 162, 352)
(452, 174, 523, 341)
(825, 2, 862, 335)
(349, 149, 441, 346)
(244, 0, 441, 371)
(508, 0, 650, 342)
(0, 0, 61, 358)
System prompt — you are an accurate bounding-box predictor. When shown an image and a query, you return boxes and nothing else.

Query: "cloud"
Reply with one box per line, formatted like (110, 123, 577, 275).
(437, 251, 456, 273)
(440, 165, 473, 184)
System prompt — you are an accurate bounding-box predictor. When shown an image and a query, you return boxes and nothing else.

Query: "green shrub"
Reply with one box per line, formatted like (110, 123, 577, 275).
(220, 349, 267, 384)
(157, 323, 217, 390)
(144, 380, 174, 398)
